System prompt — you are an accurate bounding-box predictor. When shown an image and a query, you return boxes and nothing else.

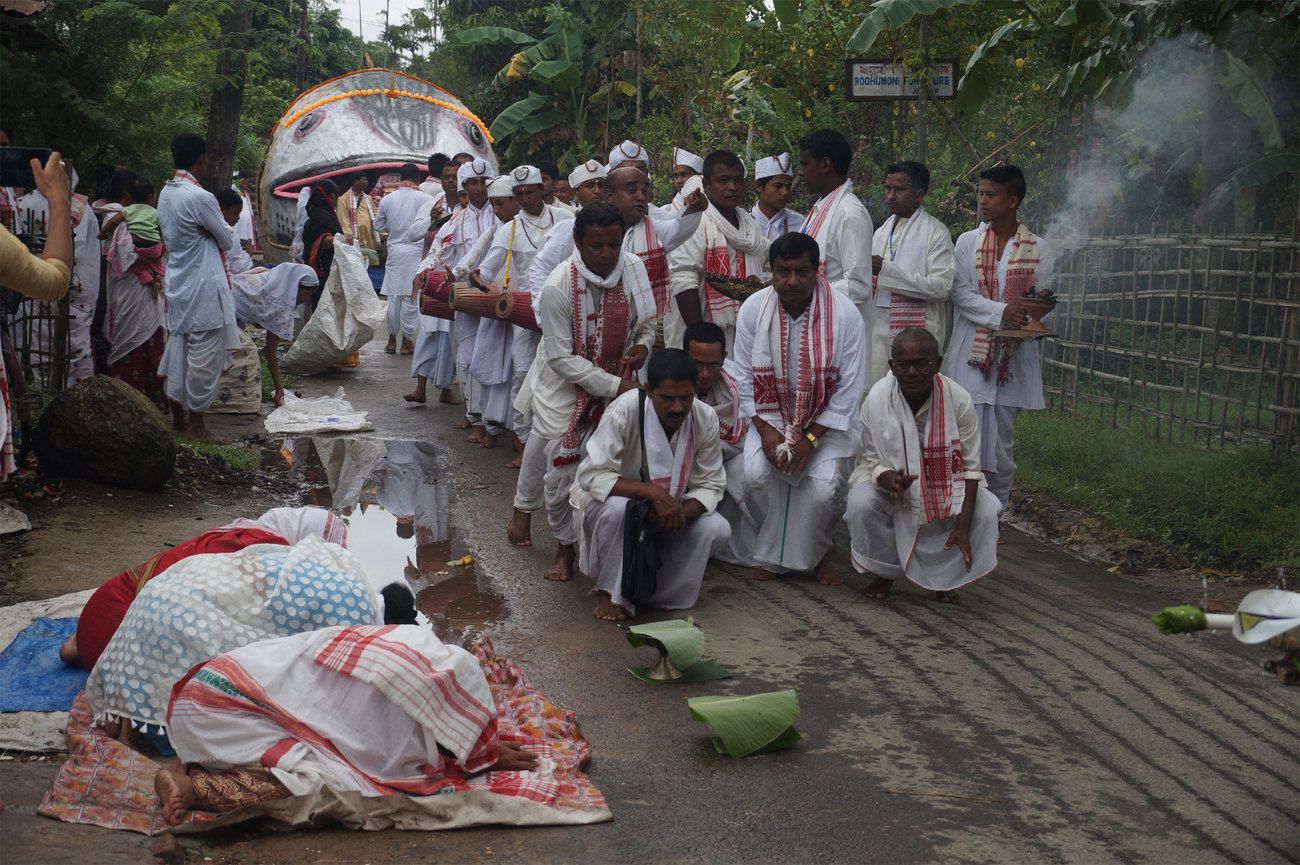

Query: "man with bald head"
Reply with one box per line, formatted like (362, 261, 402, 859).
(845, 327, 1000, 605)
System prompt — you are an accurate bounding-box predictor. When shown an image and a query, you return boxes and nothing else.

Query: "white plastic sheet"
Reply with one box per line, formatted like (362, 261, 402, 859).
(264, 387, 374, 434)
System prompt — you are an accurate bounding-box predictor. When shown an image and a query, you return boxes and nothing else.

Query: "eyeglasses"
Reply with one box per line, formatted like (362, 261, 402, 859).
(694, 361, 724, 371)
(888, 358, 937, 372)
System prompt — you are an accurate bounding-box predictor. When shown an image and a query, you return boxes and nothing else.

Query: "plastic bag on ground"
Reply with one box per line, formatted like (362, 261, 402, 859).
(264, 387, 374, 434)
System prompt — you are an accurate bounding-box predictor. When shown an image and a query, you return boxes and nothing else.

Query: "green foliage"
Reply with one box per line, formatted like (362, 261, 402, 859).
(175, 437, 258, 473)
(1015, 412, 1300, 570)
(846, 0, 983, 54)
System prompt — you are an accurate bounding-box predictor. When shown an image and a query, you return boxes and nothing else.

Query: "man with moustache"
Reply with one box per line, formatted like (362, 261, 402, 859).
(573, 348, 730, 621)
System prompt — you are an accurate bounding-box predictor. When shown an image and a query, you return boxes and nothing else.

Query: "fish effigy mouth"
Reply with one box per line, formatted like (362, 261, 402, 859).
(270, 161, 416, 200)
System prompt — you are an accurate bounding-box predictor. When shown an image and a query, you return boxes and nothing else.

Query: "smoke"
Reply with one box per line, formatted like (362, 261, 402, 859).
(1044, 34, 1215, 252)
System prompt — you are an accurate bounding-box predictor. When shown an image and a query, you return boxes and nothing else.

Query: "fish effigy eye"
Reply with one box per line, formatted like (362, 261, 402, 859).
(463, 121, 485, 148)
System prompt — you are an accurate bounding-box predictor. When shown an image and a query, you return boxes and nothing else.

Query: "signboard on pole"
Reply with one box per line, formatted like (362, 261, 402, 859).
(845, 59, 957, 101)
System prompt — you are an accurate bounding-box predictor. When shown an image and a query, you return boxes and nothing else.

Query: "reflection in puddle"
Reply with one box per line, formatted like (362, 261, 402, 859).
(264, 436, 507, 643)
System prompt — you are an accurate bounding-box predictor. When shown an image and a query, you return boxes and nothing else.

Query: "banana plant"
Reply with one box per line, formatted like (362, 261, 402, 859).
(450, 0, 635, 161)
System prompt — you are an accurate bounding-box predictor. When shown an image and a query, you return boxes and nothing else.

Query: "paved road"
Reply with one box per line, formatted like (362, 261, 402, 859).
(5, 338, 1297, 864)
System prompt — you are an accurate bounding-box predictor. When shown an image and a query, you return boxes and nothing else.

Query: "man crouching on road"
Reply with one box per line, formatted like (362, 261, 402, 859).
(573, 348, 730, 621)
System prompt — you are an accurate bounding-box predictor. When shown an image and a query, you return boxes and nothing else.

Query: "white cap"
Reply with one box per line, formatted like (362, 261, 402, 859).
(671, 147, 703, 174)
(569, 159, 607, 187)
(487, 176, 515, 199)
(508, 164, 543, 187)
(755, 152, 794, 181)
(456, 159, 495, 191)
(608, 140, 650, 169)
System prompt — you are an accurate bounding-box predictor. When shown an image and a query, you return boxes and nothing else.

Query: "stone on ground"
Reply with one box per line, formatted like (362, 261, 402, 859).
(34, 375, 176, 490)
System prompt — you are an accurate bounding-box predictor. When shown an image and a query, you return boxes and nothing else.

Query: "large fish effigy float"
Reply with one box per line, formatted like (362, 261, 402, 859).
(258, 69, 497, 262)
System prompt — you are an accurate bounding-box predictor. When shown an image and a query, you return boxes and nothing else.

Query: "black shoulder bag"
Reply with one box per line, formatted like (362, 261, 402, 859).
(621, 391, 662, 606)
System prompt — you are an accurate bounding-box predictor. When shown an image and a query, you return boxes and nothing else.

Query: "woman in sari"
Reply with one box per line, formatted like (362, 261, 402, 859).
(301, 180, 342, 309)
(61, 507, 348, 670)
(156, 624, 537, 823)
(85, 529, 399, 755)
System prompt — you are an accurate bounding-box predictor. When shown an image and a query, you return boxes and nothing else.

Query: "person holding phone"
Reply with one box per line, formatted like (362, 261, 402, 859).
(1, 151, 73, 480)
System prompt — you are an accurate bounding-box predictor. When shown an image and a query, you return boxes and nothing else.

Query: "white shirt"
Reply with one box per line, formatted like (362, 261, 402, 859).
(732, 286, 867, 476)
(236, 191, 255, 242)
(17, 190, 101, 309)
(531, 253, 657, 441)
(528, 208, 704, 314)
(375, 186, 435, 248)
(751, 204, 804, 240)
(475, 204, 573, 293)
(866, 208, 955, 385)
(940, 223, 1054, 409)
(574, 388, 726, 513)
(438, 201, 495, 273)
(801, 181, 874, 305)
(157, 174, 236, 333)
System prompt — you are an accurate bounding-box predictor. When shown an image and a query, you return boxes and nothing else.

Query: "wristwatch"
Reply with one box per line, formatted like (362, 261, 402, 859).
(804, 431, 821, 449)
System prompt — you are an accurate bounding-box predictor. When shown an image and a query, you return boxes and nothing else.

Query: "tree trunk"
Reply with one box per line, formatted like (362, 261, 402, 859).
(295, 0, 308, 92)
(204, 2, 253, 194)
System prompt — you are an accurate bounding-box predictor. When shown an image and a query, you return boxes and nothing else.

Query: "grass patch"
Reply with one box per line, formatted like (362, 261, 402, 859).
(174, 437, 259, 472)
(1015, 412, 1300, 570)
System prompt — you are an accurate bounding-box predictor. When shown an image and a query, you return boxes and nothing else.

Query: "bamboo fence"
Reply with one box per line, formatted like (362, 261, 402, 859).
(1042, 221, 1300, 451)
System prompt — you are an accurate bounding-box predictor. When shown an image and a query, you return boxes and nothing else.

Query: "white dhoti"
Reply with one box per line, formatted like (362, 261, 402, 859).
(976, 403, 1019, 509)
(385, 294, 417, 342)
(542, 438, 579, 545)
(713, 451, 757, 566)
(158, 322, 242, 412)
(454, 312, 481, 423)
(581, 496, 730, 615)
(471, 318, 513, 434)
(512, 433, 548, 513)
(510, 327, 541, 441)
(846, 485, 1000, 591)
(410, 329, 455, 388)
(743, 451, 851, 573)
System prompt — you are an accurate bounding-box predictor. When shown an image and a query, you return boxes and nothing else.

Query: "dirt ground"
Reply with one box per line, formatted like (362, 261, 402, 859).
(2, 340, 1296, 865)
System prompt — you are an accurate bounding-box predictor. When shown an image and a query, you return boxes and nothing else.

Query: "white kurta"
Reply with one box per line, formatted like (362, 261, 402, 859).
(751, 204, 804, 240)
(574, 390, 730, 614)
(867, 208, 955, 386)
(530, 253, 657, 544)
(846, 374, 998, 590)
(666, 203, 770, 352)
(376, 187, 437, 342)
(438, 202, 497, 420)
(732, 285, 866, 572)
(236, 192, 255, 243)
(700, 366, 755, 567)
(157, 175, 240, 410)
(940, 223, 1054, 410)
(800, 182, 874, 367)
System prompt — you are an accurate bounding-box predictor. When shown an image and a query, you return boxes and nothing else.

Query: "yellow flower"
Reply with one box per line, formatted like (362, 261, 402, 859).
(986, 131, 996, 140)
(1015, 58, 1025, 69)
(828, 83, 836, 92)
(804, 109, 812, 118)
(807, 48, 815, 57)
(1031, 83, 1041, 92)
(1028, 140, 1037, 147)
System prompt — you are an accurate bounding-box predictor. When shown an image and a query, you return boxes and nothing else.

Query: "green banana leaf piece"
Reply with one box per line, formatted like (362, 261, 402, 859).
(625, 617, 704, 669)
(688, 690, 801, 758)
(1152, 605, 1208, 635)
(628, 659, 731, 684)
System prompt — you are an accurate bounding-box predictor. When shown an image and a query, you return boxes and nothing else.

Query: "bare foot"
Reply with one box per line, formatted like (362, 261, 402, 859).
(399, 339, 415, 355)
(479, 432, 497, 449)
(934, 590, 961, 605)
(490, 742, 539, 772)
(751, 566, 777, 582)
(466, 426, 486, 444)
(403, 390, 428, 404)
(454, 418, 474, 430)
(384, 338, 397, 354)
(864, 576, 894, 600)
(439, 388, 463, 405)
(153, 766, 195, 825)
(507, 509, 532, 546)
(512, 435, 525, 454)
(544, 544, 576, 582)
(814, 552, 843, 586)
(505, 456, 522, 469)
(593, 593, 629, 621)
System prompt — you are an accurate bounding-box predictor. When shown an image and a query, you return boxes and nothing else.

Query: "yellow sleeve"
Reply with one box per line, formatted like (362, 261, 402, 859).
(0, 224, 72, 301)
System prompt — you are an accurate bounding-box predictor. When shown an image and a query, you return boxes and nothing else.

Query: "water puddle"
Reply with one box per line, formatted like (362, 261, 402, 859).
(262, 436, 506, 643)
